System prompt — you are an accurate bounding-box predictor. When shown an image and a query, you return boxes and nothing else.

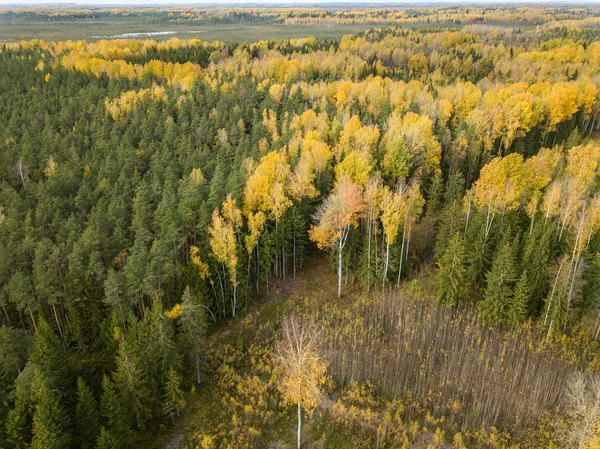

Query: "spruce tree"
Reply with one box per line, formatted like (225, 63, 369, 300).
(100, 375, 130, 443)
(5, 384, 33, 449)
(508, 271, 530, 324)
(179, 287, 208, 385)
(30, 369, 71, 449)
(95, 427, 120, 449)
(163, 367, 186, 425)
(30, 318, 69, 392)
(75, 377, 100, 449)
(113, 339, 150, 429)
(436, 233, 468, 307)
(480, 242, 517, 324)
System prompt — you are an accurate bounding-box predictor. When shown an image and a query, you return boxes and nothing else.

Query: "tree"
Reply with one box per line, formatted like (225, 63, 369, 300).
(507, 271, 530, 324)
(5, 380, 33, 449)
(563, 371, 600, 449)
(100, 375, 130, 442)
(95, 427, 120, 449)
(379, 185, 406, 284)
(175, 287, 208, 384)
(275, 314, 328, 449)
(163, 368, 186, 425)
(208, 207, 239, 317)
(113, 339, 150, 429)
(436, 233, 467, 307)
(30, 369, 71, 449)
(75, 377, 100, 449)
(309, 176, 365, 298)
(470, 154, 524, 238)
(480, 242, 517, 324)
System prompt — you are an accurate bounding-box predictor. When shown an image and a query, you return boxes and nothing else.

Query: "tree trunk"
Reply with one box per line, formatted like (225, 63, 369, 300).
(297, 402, 301, 449)
(383, 239, 390, 286)
(338, 238, 343, 299)
(26, 302, 37, 333)
(195, 351, 201, 384)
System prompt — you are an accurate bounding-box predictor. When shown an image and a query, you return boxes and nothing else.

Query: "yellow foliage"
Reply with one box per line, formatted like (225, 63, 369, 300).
(165, 303, 183, 319)
(44, 156, 58, 177)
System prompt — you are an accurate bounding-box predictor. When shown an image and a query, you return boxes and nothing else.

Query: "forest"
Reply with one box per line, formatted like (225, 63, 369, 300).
(2, 5, 600, 449)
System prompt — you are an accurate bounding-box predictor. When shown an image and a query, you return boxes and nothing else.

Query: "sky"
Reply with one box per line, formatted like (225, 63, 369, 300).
(3, 0, 589, 4)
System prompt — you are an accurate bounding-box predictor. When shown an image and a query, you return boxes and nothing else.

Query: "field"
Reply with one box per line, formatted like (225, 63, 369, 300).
(0, 9, 441, 43)
(0, 17, 374, 43)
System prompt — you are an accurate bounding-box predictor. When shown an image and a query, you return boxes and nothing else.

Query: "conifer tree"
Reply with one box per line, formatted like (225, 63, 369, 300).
(100, 375, 130, 443)
(5, 384, 33, 449)
(177, 286, 208, 384)
(508, 271, 530, 324)
(95, 427, 120, 449)
(480, 242, 517, 324)
(163, 368, 186, 425)
(30, 369, 71, 449)
(436, 233, 467, 307)
(113, 339, 150, 429)
(30, 318, 69, 392)
(75, 377, 100, 449)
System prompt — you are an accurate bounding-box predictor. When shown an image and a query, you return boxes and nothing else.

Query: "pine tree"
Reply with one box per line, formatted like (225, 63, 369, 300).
(30, 369, 71, 449)
(436, 233, 468, 307)
(508, 271, 530, 324)
(75, 377, 100, 449)
(480, 242, 517, 324)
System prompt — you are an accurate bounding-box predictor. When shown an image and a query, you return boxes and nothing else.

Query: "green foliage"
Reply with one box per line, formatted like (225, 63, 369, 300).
(100, 375, 130, 443)
(481, 242, 517, 324)
(508, 271, 530, 324)
(75, 378, 100, 449)
(30, 369, 71, 449)
(436, 233, 468, 307)
(163, 368, 186, 424)
(95, 427, 120, 449)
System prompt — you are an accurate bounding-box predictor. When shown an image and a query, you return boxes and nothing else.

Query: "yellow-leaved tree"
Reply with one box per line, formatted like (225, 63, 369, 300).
(208, 206, 238, 317)
(275, 314, 328, 449)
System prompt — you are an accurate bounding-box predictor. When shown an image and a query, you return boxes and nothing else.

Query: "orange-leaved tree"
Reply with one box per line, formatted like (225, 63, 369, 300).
(309, 176, 365, 298)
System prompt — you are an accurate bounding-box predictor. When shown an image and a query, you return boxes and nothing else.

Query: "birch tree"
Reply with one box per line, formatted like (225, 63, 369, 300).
(309, 176, 365, 298)
(275, 314, 328, 449)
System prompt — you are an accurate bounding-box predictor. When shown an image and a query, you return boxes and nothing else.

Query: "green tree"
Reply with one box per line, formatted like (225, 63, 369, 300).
(30, 369, 71, 449)
(100, 375, 130, 442)
(177, 287, 208, 384)
(508, 271, 530, 324)
(163, 367, 186, 425)
(436, 233, 468, 307)
(5, 381, 33, 449)
(95, 427, 120, 449)
(480, 242, 517, 324)
(113, 339, 150, 429)
(75, 377, 100, 449)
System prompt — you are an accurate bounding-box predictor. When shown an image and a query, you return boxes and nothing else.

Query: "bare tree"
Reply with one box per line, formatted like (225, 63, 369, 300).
(563, 371, 600, 449)
(274, 314, 328, 449)
(13, 158, 29, 186)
